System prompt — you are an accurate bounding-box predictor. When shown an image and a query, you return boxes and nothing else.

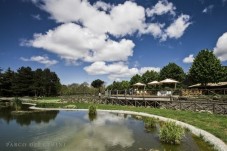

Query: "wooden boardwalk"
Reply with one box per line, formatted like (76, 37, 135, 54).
(96, 95, 227, 115)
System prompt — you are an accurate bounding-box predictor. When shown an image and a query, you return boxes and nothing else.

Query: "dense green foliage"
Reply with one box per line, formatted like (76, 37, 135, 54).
(88, 104, 97, 115)
(130, 74, 142, 86)
(106, 80, 130, 90)
(61, 82, 97, 95)
(143, 117, 157, 128)
(159, 63, 185, 82)
(0, 67, 61, 97)
(159, 121, 185, 144)
(91, 79, 104, 92)
(189, 49, 224, 86)
(141, 70, 159, 84)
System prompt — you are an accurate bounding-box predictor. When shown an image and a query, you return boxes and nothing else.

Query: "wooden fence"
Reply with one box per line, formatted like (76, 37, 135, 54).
(95, 96, 227, 115)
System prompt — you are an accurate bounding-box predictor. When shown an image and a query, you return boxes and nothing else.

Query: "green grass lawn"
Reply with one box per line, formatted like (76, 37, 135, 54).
(36, 101, 227, 144)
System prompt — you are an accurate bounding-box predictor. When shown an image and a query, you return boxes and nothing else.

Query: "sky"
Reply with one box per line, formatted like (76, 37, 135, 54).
(1, 0, 227, 85)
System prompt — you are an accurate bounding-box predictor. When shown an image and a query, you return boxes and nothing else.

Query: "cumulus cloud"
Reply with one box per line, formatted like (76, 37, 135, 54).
(23, 0, 192, 81)
(202, 5, 214, 14)
(20, 55, 58, 66)
(214, 32, 227, 61)
(146, 0, 176, 17)
(84, 61, 160, 80)
(24, 23, 134, 63)
(163, 14, 191, 40)
(141, 23, 164, 38)
(94, 1, 112, 11)
(39, 0, 145, 37)
(183, 54, 194, 63)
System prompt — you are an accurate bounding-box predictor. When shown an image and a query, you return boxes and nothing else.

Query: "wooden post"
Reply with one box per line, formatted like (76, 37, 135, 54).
(213, 103, 215, 114)
(194, 102, 196, 111)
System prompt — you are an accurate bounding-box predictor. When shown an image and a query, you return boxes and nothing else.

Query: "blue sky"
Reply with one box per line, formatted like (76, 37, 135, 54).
(1, 0, 227, 85)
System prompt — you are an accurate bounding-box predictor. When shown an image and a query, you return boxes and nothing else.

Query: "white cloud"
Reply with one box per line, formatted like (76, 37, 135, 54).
(183, 54, 194, 63)
(141, 23, 164, 38)
(24, 23, 135, 63)
(94, 1, 112, 11)
(163, 14, 191, 40)
(23, 0, 192, 82)
(139, 67, 160, 74)
(84, 61, 160, 80)
(31, 14, 41, 20)
(202, 5, 214, 14)
(40, 0, 145, 37)
(214, 32, 227, 61)
(20, 55, 58, 66)
(146, 0, 176, 17)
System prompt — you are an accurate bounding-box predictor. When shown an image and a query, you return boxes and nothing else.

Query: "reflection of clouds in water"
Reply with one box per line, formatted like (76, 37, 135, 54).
(85, 112, 125, 126)
(29, 112, 134, 151)
(63, 112, 134, 151)
(29, 117, 85, 151)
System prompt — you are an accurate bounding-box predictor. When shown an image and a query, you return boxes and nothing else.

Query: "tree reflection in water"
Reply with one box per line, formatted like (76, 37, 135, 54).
(0, 104, 59, 126)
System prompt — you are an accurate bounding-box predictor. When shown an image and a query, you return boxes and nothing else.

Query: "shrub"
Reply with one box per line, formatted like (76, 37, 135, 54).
(13, 98, 22, 111)
(88, 105, 97, 115)
(159, 121, 185, 144)
(143, 117, 157, 128)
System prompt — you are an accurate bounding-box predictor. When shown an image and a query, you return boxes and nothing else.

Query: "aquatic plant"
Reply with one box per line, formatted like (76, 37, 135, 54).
(143, 117, 157, 128)
(88, 105, 97, 115)
(13, 98, 22, 111)
(159, 121, 185, 144)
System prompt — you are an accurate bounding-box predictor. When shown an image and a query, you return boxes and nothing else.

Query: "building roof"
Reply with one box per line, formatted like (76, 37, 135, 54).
(189, 82, 227, 88)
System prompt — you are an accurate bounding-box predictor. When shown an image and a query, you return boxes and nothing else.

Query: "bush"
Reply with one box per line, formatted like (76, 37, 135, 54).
(159, 121, 185, 144)
(13, 98, 22, 111)
(88, 105, 97, 115)
(143, 117, 157, 128)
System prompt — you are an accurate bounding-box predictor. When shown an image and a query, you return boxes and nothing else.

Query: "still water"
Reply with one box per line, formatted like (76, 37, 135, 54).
(0, 105, 214, 151)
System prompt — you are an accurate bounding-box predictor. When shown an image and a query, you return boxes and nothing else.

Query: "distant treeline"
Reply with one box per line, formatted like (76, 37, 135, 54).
(0, 67, 61, 97)
(61, 82, 99, 95)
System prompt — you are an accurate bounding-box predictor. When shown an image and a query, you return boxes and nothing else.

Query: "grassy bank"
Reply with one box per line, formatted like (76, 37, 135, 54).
(36, 101, 227, 143)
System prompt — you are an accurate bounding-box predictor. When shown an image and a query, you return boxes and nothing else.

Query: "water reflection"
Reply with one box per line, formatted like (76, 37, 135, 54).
(0, 108, 215, 151)
(88, 113, 97, 122)
(0, 104, 59, 126)
(30, 112, 135, 151)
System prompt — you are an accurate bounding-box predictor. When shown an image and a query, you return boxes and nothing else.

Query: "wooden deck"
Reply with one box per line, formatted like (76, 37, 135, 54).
(96, 95, 227, 115)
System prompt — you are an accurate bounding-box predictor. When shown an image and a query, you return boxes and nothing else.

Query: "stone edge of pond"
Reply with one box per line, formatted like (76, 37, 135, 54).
(28, 104, 227, 151)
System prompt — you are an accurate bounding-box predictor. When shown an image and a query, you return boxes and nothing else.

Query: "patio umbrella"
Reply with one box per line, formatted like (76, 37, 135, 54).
(133, 82, 146, 90)
(160, 78, 179, 89)
(147, 81, 160, 86)
(133, 82, 146, 87)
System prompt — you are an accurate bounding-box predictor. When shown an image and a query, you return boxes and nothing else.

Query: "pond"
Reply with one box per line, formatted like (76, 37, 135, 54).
(0, 104, 214, 151)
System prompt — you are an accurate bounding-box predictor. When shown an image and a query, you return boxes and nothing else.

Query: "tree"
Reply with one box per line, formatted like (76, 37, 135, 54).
(91, 79, 104, 92)
(159, 63, 185, 82)
(188, 49, 223, 86)
(12, 67, 34, 96)
(42, 68, 61, 96)
(1, 68, 15, 96)
(121, 80, 130, 90)
(141, 70, 159, 84)
(130, 74, 142, 86)
(33, 68, 44, 96)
